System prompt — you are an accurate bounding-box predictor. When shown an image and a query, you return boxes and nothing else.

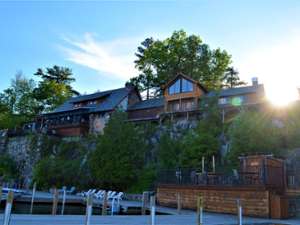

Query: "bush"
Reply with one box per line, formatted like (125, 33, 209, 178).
(32, 140, 88, 189)
(0, 154, 19, 182)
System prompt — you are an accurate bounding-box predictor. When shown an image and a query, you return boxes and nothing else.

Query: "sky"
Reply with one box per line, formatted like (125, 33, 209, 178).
(1, 0, 300, 102)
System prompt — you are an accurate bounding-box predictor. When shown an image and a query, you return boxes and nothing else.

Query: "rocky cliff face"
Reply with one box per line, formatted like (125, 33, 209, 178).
(0, 132, 42, 188)
(6, 136, 38, 185)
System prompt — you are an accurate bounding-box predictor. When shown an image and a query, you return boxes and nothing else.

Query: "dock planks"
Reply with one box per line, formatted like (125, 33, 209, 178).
(2, 213, 300, 225)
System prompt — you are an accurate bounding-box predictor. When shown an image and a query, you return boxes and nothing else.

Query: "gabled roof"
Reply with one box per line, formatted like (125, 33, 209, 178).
(207, 84, 265, 98)
(162, 73, 208, 93)
(47, 87, 134, 115)
(69, 91, 111, 103)
(128, 97, 165, 111)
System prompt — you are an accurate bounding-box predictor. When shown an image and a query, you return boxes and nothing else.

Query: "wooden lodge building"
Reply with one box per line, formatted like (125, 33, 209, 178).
(41, 74, 266, 137)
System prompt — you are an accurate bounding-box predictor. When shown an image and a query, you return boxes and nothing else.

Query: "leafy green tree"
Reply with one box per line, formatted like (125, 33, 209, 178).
(0, 73, 38, 116)
(222, 67, 246, 88)
(181, 97, 222, 168)
(33, 140, 88, 189)
(130, 30, 232, 96)
(33, 80, 74, 113)
(34, 65, 76, 89)
(0, 67, 79, 128)
(0, 73, 39, 128)
(0, 154, 19, 182)
(33, 65, 79, 113)
(273, 103, 300, 150)
(89, 111, 146, 190)
(157, 132, 183, 169)
(227, 110, 283, 167)
(0, 102, 13, 129)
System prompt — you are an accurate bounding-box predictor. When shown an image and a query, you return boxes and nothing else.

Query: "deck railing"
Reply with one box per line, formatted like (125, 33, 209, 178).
(157, 168, 266, 187)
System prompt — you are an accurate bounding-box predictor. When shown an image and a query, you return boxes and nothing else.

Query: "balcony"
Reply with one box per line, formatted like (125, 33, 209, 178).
(166, 99, 199, 113)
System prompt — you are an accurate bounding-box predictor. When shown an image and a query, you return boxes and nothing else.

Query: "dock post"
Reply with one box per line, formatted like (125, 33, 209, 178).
(52, 188, 59, 216)
(61, 186, 67, 215)
(102, 191, 108, 216)
(0, 185, 2, 201)
(141, 191, 148, 215)
(111, 197, 115, 216)
(85, 194, 93, 225)
(177, 192, 181, 214)
(202, 157, 205, 173)
(3, 191, 14, 225)
(30, 182, 37, 214)
(237, 199, 242, 225)
(212, 155, 215, 173)
(150, 194, 156, 225)
(197, 194, 204, 225)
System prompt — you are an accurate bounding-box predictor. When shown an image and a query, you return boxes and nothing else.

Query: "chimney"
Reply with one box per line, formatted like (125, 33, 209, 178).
(252, 77, 258, 86)
(125, 82, 135, 90)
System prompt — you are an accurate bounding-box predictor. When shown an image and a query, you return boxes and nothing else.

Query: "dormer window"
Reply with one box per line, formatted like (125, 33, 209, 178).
(168, 78, 194, 95)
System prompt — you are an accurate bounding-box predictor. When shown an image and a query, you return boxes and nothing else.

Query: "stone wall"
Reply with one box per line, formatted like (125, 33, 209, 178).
(89, 113, 110, 134)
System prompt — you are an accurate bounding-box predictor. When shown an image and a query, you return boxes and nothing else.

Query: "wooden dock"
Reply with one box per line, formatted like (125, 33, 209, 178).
(1, 190, 299, 224)
(2, 213, 300, 225)
(7, 190, 184, 215)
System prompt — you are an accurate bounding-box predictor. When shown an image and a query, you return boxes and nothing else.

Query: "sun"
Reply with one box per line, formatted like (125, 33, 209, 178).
(265, 84, 299, 107)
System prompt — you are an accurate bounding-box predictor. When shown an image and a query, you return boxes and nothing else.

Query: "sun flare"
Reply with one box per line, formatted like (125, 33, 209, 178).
(265, 84, 299, 107)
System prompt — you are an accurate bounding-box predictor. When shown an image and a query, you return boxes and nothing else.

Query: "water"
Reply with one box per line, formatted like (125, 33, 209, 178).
(0, 202, 167, 215)
(1, 201, 102, 215)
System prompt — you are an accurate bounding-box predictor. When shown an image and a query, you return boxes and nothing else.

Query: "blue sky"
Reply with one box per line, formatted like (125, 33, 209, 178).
(1, 0, 300, 101)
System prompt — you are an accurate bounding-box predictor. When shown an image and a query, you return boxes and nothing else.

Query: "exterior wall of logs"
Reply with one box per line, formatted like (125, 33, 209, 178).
(157, 184, 286, 218)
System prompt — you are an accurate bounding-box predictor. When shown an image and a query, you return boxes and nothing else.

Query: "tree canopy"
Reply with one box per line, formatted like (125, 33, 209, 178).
(89, 111, 147, 190)
(222, 67, 246, 88)
(0, 65, 78, 129)
(130, 30, 233, 98)
(33, 65, 79, 112)
(226, 110, 284, 167)
(181, 96, 222, 168)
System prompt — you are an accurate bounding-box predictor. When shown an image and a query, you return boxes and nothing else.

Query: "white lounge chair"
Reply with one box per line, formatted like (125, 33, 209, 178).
(95, 190, 105, 199)
(108, 191, 117, 200)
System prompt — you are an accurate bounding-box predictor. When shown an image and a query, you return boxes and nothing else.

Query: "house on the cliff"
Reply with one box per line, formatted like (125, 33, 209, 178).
(41, 83, 141, 136)
(41, 74, 266, 137)
(127, 74, 265, 124)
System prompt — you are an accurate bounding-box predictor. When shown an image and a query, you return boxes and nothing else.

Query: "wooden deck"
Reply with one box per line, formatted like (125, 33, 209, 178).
(2, 190, 186, 215)
(3, 213, 300, 225)
(0, 190, 299, 224)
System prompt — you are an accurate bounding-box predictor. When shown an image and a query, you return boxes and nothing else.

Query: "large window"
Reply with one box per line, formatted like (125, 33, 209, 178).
(168, 78, 194, 95)
(168, 79, 181, 95)
(182, 79, 193, 92)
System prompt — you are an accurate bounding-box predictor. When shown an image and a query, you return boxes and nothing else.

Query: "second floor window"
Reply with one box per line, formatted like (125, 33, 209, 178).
(168, 78, 194, 95)
(182, 79, 193, 92)
(169, 79, 181, 94)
